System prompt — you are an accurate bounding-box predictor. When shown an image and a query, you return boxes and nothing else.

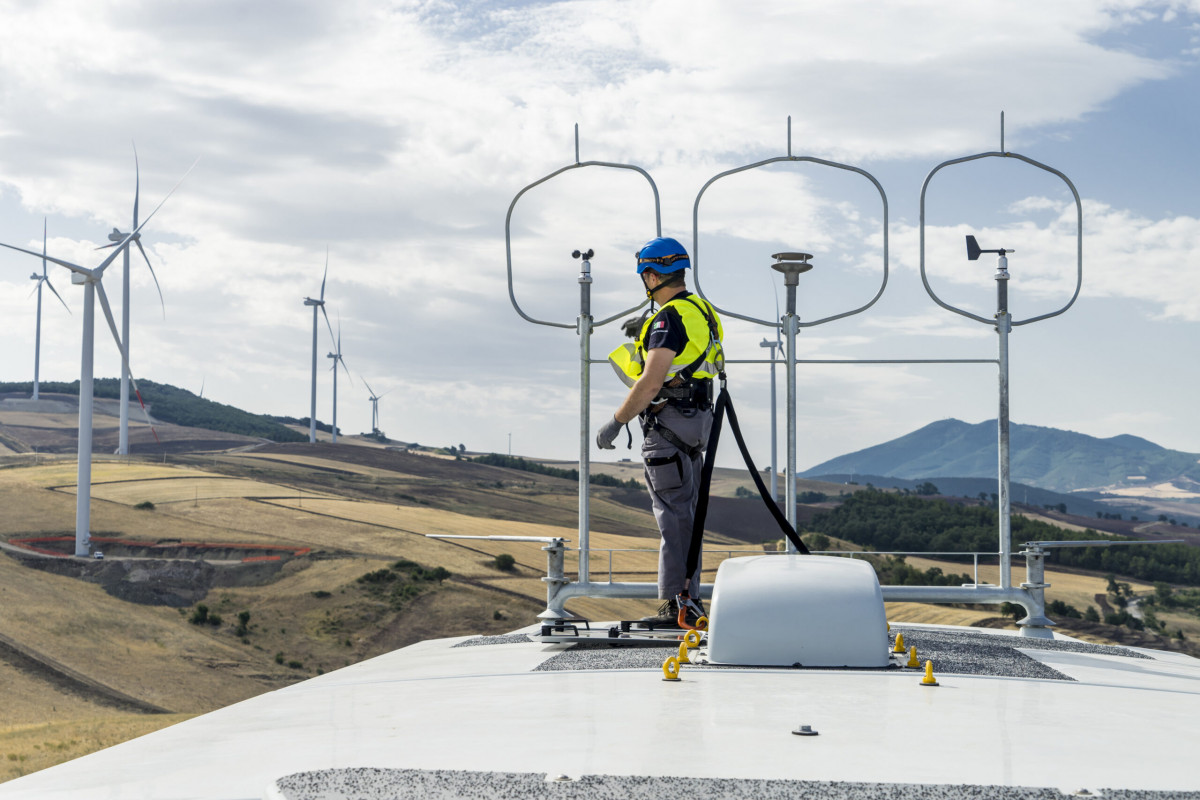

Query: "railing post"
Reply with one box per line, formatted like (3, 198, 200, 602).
(539, 538, 570, 620)
(1017, 543, 1054, 637)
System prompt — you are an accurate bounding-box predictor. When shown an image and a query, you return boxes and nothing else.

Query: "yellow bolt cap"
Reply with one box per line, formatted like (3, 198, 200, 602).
(921, 660, 939, 686)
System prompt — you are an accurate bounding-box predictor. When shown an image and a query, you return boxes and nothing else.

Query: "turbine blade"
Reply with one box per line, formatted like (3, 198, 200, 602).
(95, 150, 194, 275)
(362, 378, 376, 398)
(338, 355, 353, 387)
(95, 283, 159, 441)
(42, 218, 47, 277)
(44, 277, 71, 314)
(26, 281, 40, 300)
(117, 156, 200, 252)
(320, 247, 328, 301)
(132, 142, 140, 228)
(321, 305, 335, 344)
(135, 239, 166, 319)
(0, 241, 90, 276)
(95, 283, 130, 376)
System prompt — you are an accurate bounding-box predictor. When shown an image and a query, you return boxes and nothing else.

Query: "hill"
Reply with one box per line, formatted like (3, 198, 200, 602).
(0, 380, 306, 444)
(801, 418, 1200, 497)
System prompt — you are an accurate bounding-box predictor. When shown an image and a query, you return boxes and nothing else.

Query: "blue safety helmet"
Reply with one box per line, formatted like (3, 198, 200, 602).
(636, 237, 691, 274)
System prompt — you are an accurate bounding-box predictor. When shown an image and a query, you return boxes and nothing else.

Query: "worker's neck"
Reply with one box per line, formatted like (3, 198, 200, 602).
(653, 284, 686, 303)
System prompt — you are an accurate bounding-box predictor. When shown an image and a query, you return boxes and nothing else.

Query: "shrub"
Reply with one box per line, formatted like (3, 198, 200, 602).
(189, 604, 209, 625)
(1047, 599, 1082, 619)
(207, 613, 223, 626)
(358, 569, 397, 585)
(287, 660, 303, 669)
(134, 500, 155, 510)
(494, 553, 516, 572)
(1084, 606, 1100, 622)
(312, 590, 332, 599)
(235, 611, 251, 637)
(803, 533, 831, 552)
(274, 652, 284, 664)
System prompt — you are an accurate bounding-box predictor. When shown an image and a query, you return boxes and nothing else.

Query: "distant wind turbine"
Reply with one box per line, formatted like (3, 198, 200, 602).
(28, 218, 70, 400)
(326, 316, 352, 444)
(364, 379, 392, 435)
(0, 161, 194, 556)
(303, 251, 335, 443)
(96, 146, 166, 456)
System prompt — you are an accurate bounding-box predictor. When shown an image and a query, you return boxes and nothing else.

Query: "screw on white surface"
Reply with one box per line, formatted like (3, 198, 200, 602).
(791, 724, 818, 736)
(546, 774, 575, 782)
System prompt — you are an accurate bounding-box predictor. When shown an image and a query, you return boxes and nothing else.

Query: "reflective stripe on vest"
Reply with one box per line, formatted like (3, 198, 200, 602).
(607, 295, 724, 388)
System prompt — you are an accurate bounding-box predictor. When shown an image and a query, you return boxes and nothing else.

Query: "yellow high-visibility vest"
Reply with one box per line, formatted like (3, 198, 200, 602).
(608, 294, 724, 389)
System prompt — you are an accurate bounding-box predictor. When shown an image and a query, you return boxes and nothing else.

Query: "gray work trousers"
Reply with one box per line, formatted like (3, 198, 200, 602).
(641, 404, 712, 599)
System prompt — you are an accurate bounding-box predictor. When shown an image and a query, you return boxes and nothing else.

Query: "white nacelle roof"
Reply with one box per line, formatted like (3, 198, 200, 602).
(707, 555, 889, 668)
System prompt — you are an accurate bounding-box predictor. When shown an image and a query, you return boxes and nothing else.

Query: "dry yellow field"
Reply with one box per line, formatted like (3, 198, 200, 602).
(0, 411, 120, 430)
(0, 460, 214, 489)
(0, 715, 193, 783)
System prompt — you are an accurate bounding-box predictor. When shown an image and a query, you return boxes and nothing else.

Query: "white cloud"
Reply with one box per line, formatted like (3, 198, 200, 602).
(1, 0, 1198, 460)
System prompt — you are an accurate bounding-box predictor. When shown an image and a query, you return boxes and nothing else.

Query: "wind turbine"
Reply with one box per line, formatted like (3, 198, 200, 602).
(0, 164, 193, 557)
(97, 147, 166, 456)
(28, 218, 70, 400)
(364, 379, 392, 436)
(303, 251, 335, 443)
(325, 317, 352, 444)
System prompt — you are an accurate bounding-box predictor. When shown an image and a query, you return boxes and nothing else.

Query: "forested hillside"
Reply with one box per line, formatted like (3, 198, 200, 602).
(807, 489, 1200, 585)
(1, 380, 306, 443)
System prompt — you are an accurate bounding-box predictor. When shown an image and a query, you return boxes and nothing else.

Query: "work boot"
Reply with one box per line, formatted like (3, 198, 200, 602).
(639, 598, 679, 627)
(679, 595, 706, 627)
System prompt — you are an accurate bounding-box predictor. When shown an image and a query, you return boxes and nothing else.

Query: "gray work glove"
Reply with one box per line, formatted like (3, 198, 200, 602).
(596, 416, 623, 450)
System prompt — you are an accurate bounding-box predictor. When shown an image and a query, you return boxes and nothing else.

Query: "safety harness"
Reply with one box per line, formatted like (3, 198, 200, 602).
(638, 295, 721, 458)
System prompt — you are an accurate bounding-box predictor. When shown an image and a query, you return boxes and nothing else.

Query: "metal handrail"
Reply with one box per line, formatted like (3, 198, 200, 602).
(572, 545, 996, 588)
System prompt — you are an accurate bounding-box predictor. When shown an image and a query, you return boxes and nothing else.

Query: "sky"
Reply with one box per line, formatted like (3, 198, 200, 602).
(1, 0, 1198, 473)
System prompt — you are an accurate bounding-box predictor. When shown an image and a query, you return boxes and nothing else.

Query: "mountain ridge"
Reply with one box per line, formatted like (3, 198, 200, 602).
(801, 418, 1200, 495)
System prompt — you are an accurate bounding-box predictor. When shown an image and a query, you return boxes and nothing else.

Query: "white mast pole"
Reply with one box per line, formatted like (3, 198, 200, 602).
(76, 279, 96, 556)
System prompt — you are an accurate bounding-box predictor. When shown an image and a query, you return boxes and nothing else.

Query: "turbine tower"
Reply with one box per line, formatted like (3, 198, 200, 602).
(0, 163, 192, 556)
(97, 147, 166, 456)
(303, 251, 334, 443)
(28, 219, 70, 400)
(325, 317, 352, 444)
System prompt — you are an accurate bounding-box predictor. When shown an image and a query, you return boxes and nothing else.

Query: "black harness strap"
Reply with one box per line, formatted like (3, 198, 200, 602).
(685, 387, 809, 579)
(644, 452, 684, 484)
(643, 415, 703, 460)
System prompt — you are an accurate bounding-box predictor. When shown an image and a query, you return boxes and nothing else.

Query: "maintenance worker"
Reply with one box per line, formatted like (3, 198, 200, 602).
(596, 237, 724, 626)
